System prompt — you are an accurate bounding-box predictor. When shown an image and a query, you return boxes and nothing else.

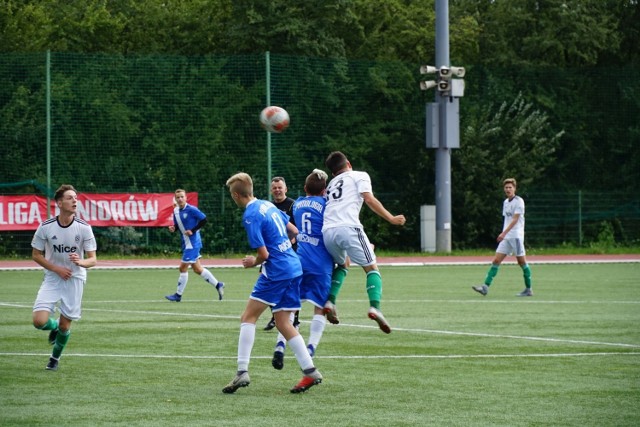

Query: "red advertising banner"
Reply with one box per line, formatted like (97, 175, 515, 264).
(0, 193, 197, 231)
(0, 195, 48, 231)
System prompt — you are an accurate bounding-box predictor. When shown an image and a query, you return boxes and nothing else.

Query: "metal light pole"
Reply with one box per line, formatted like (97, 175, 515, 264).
(435, 0, 453, 252)
(265, 51, 273, 201)
(420, 0, 465, 253)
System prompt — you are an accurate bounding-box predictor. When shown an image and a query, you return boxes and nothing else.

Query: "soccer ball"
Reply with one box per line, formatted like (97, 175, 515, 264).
(259, 106, 290, 133)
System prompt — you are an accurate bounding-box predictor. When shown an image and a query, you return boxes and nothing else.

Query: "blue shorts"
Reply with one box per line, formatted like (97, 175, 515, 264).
(300, 272, 331, 309)
(250, 274, 302, 313)
(181, 247, 202, 263)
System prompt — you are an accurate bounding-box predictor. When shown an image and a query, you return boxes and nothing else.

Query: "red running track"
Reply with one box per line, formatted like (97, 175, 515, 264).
(1, 254, 638, 270)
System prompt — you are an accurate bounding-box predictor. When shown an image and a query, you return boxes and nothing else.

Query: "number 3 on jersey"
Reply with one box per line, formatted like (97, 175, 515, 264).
(327, 179, 344, 200)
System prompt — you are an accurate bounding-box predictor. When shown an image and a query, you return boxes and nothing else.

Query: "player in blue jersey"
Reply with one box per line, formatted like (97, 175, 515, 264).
(223, 172, 322, 394)
(31, 185, 97, 371)
(164, 189, 224, 302)
(271, 169, 334, 370)
(263, 176, 299, 331)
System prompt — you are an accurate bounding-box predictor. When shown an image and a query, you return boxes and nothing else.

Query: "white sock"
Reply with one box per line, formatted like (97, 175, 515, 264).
(200, 268, 219, 286)
(237, 323, 256, 372)
(289, 334, 314, 371)
(308, 314, 326, 348)
(274, 312, 295, 351)
(176, 272, 188, 295)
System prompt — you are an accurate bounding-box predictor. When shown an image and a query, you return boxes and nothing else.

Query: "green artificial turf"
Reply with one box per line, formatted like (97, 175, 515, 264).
(1, 263, 638, 426)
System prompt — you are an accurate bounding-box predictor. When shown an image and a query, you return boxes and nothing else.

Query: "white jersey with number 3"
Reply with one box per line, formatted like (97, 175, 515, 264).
(323, 170, 372, 230)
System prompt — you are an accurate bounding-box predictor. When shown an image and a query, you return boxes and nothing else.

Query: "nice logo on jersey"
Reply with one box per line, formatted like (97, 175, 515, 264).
(53, 244, 78, 253)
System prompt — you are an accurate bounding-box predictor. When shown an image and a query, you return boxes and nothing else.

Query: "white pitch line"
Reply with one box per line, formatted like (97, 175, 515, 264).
(1, 258, 638, 271)
(389, 326, 640, 348)
(0, 352, 639, 360)
(2, 303, 639, 349)
(3, 299, 640, 306)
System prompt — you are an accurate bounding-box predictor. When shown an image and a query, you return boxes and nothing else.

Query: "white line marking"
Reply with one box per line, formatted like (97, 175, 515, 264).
(1, 258, 638, 271)
(3, 303, 639, 349)
(1, 352, 638, 360)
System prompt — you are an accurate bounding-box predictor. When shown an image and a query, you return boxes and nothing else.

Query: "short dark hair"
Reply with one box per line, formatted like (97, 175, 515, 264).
(304, 169, 328, 196)
(271, 176, 286, 186)
(325, 151, 348, 175)
(54, 184, 76, 201)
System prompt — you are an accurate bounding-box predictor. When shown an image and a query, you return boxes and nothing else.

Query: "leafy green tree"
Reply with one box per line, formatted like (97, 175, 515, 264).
(0, 1, 52, 52)
(106, 0, 232, 54)
(455, 0, 622, 67)
(610, 0, 640, 65)
(218, 0, 358, 58)
(455, 93, 563, 247)
(0, 53, 47, 184)
(348, 0, 480, 65)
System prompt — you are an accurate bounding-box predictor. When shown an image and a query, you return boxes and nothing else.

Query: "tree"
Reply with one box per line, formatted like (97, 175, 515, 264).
(218, 0, 358, 58)
(455, 0, 622, 67)
(455, 93, 563, 247)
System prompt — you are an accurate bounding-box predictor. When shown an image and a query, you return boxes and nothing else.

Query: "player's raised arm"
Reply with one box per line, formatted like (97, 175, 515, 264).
(362, 192, 406, 226)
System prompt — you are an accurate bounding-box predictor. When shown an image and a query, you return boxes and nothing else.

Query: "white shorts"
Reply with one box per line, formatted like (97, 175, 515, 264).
(496, 238, 526, 257)
(323, 226, 376, 267)
(33, 276, 85, 320)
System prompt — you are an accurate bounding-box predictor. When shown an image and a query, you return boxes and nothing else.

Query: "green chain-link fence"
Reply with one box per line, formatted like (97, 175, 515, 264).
(1, 52, 638, 256)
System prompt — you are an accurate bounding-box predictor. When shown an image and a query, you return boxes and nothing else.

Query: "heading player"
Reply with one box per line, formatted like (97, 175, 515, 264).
(322, 151, 406, 333)
(271, 169, 334, 370)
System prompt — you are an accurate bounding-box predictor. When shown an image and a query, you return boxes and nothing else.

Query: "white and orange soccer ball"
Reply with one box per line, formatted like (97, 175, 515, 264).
(259, 106, 290, 133)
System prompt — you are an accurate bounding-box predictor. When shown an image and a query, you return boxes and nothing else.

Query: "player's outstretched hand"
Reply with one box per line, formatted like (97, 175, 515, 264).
(390, 215, 406, 226)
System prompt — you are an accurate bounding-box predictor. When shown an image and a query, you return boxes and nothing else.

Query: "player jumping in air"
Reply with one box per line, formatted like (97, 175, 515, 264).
(321, 151, 406, 333)
(271, 169, 334, 369)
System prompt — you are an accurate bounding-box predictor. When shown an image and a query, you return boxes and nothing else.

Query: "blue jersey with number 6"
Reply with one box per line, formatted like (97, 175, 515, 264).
(293, 195, 333, 277)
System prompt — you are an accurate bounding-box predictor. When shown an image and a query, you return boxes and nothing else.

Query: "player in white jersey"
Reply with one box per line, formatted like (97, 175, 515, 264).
(31, 185, 97, 371)
(472, 178, 533, 297)
(322, 151, 406, 333)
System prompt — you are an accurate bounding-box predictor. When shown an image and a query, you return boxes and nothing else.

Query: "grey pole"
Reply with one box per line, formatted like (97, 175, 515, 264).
(46, 50, 52, 217)
(435, 0, 452, 252)
(265, 51, 273, 200)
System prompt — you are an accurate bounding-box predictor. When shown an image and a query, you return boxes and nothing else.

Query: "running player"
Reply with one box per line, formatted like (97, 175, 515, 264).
(222, 172, 322, 394)
(31, 184, 97, 371)
(164, 189, 224, 302)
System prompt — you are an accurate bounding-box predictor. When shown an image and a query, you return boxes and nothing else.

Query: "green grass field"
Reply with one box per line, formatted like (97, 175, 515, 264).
(1, 263, 639, 426)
